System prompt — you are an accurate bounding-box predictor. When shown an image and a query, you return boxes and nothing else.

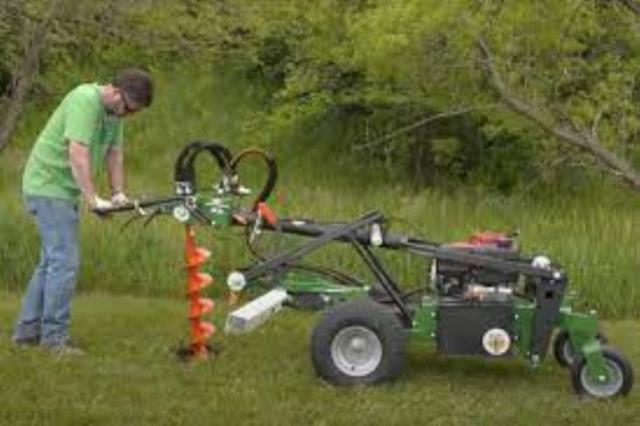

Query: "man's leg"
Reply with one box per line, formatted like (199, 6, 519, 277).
(13, 247, 47, 343)
(13, 198, 50, 343)
(29, 197, 80, 347)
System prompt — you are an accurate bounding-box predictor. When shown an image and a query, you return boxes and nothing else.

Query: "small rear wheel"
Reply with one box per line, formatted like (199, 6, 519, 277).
(570, 346, 633, 398)
(310, 299, 407, 385)
(553, 330, 608, 367)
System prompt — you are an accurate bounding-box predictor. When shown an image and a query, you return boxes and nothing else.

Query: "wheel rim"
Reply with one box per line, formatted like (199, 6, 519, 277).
(331, 325, 383, 377)
(580, 359, 624, 398)
(562, 340, 576, 365)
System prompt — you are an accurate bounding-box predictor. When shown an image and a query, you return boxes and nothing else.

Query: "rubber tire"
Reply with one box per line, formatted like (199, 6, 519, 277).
(310, 299, 407, 385)
(553, 330, 608, 368)
(570, 346, 634, 398)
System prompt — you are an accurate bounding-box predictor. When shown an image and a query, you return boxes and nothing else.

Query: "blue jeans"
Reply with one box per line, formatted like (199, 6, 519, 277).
(14, 196, 80, 346)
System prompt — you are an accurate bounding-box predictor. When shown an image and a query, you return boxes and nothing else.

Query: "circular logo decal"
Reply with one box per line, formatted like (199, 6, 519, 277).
(482, 328, 511, 356)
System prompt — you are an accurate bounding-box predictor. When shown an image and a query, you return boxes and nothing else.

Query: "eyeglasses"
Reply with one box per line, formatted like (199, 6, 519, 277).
(120, 91, 138, 114)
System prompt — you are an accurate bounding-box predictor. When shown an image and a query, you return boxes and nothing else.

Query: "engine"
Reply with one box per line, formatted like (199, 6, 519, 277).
(430, 231, 520, 298)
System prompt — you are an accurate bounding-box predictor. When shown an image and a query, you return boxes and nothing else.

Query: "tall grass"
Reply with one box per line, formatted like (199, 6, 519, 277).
(1, 68, 639, 318)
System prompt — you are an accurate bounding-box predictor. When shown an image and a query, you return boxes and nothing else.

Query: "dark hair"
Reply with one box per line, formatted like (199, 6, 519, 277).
(113, 68, 154, 107)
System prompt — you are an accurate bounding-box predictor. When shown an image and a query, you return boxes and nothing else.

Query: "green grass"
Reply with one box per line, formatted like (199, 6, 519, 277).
(1, 68, 640, 317)
(0, 292, 639, 426)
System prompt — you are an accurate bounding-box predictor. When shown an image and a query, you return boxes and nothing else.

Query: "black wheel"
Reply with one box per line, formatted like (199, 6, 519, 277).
(570, 346, 634, 398)
(553, 330, 608, 367)
(310, 299, 407, 385)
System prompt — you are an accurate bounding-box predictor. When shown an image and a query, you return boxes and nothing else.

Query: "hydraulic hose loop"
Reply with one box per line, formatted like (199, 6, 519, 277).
(174, 141, 233, 195)
(175, 140, 232, 175)
(174, 142, 204, 183)
(229, 148, 278, 209)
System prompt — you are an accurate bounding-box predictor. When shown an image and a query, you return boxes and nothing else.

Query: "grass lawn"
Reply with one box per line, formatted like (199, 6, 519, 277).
(0, 292, 639, 426)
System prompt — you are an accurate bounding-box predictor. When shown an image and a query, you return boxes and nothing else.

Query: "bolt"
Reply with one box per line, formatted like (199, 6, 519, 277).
(531, 354, 540, 366)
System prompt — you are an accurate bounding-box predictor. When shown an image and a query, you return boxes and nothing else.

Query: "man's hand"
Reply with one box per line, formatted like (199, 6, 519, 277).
(111, 192, 129, 206)
(89, 195, 113, 218)
(90, 195, 113, 214)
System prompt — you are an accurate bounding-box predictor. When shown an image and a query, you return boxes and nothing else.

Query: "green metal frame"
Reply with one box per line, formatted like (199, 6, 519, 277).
(557, 303, 610, 382)
(410, 296, 438, 340)
(246, 270, 369, 304)
(407, 294, 612, 382)
(195, 194, 234, 226)
(279, 271, 369, 300)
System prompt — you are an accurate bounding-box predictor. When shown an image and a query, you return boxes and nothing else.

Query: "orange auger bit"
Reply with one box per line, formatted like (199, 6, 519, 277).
(182, 225, 215, 360)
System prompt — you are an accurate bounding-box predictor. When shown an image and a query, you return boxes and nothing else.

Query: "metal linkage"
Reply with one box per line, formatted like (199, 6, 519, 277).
(528, 276, 568, 362)
(93, 195, 184, 215)
(348, 238, 412, 325)
(251, 216, 561, 282)
(240, 211, 384, 282)
(402, 239, 561, 280)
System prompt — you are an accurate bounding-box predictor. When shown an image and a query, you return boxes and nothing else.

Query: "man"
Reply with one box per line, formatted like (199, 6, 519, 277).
(13, 68, 153, 354)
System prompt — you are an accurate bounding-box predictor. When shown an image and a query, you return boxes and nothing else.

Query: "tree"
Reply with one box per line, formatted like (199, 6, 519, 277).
(345, 0, 640, 191)
(224, 0, 640, 192)
(0, 0, 233, 152)
(0, 0, 65, 152)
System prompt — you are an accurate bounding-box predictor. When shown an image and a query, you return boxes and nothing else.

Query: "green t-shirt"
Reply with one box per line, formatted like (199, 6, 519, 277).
(22, 83, 123, 201)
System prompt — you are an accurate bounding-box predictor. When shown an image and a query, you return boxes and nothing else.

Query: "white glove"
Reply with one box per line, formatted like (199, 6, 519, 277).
(92, 195, 113, 210)
(110, 192, 129, 206)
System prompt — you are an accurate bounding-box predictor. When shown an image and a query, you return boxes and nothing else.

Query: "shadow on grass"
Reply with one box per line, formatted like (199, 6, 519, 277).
(404, 347, 558, 385)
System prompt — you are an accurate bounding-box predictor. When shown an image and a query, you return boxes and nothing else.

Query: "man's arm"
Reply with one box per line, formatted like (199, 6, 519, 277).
(69, 140, 97, 206)
(106, 145, 124, 196)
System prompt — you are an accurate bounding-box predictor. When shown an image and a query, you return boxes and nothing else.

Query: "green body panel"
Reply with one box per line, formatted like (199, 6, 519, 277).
(280, 271, 369, 300)
(557, 306, 610, 382)
(410, 296, 437, 341)
(196, 195, 233, 226)
(171, 194, 234, 226)
(246, 271, 368, 304)
(513, 297, 535, 356)
(406, 294, 610, 382)
(510, 297, 608, 379)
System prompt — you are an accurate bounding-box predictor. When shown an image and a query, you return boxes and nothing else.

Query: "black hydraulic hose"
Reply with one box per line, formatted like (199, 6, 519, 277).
(175, 141, 232, 176)
(174, 141, 233, 194)
(174, 141, 204, 183)
(201, 142, 233, 170)
(229, 148, 278, 208)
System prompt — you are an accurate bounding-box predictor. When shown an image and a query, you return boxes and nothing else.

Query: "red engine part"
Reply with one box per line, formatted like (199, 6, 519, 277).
(448, 231, 517, 250)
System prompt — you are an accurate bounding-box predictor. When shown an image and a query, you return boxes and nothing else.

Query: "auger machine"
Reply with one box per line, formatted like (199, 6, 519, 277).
(95, 140, 634, 399)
